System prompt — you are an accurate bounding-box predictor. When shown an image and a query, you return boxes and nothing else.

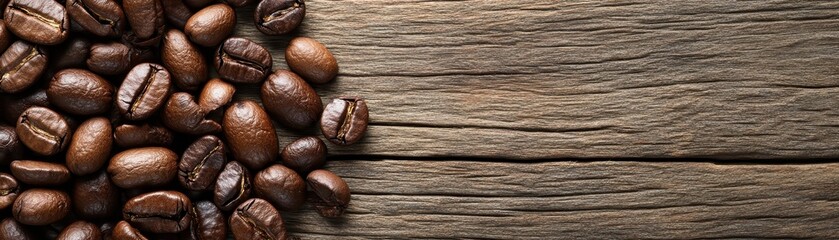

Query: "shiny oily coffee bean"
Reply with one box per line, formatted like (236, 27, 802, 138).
(198, 78, 235, 113)
(230, 198, 288, 240)
(223, 100, 279, 170)
(307, 169, 351, 218)
(1, 88, 49, 124)
(255, 164, 305, 211)
(117, 63, 173, 121)
(321, 97, 369, 145)
(0, 41, 47, 93)
(108, 147, 178, 189)
(47, 69, 114, 116)
(56, 221, 102, 240)
(179, 135, 227, 191)
(163, 92, 222, 135)
(66, 0, 125, 37)
(0, 125, 22, 165)
(286, 36, 338, 84)
(261, 70, 322, 130)
(86, 42, 152, 76)
(50, 37, 91, 70)
(16, 106, 72, 156)
(185, 4, 235, 47)
(114, 123, 174, 148)
(215, 37, 272, 84)
(254, 0, 304, 35)
(66, 117, 112, 175)
(113, 221, 149, 240)
(4, 0, 69, 45)
(13, 188, 71, 225)
(214, 161, 251, 212)
(73, 171, 120, 220)
(0, 218, 36, 240)
(0, 173, 19, 210)
(10, 160, 71, 186)
(183, 201, 226, 240)
(123, 191, 192, 233)
(281, 136, 327, 174)
(0, 21, 12, 53)
(162, 29, 207, 91)
(122, 0, 165, 47)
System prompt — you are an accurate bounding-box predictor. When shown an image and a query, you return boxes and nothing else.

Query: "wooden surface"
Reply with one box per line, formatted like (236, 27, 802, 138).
(232, 0, 839, 238)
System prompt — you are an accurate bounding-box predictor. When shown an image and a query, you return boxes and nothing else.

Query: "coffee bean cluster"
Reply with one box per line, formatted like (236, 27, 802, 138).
(0, 0, 367, 239)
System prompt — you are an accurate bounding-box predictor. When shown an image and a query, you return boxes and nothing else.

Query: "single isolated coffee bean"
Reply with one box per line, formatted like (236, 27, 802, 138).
(66, 117, 112, 175)
(0, 21, 12, 53)
(66, 0, 125, 37)
(254, 0, 304, 35)
(162, 92, 222, 135)
(0, 218, 36, 240)
(255, 164, 306, 211)
(0, 173, 19, 210)
(56, 221, 102, 240)
(281, 136, 326, 174)
(1, 89, 49, 124)
(4, 0, 69, 45)
(87, 42, 152, 76)
(286, 36, 338, 84)
(223, 100, 279, 170)
(12, 188, 71, 225)
(215, 37, 272, 84)
(113, 221, 149, 240)
(162, 29, 207, 91)
(16, 106, 72, 156)
(47, 69, 114, 116)
(230, 198, 288, 240)
(321, 97, 369, 145)
(178, 135, 227, 191)
(214, 161, 251, 212)
(261, 70, 322, 130)
(198, 78, 235, 113)
(50, 37, 91, 70)
(108, 147, 178, 189)
(183, 201, 226, 240)
(73, 171, 120, 220)
(161, 0, 192, 29)
(114, 123, 174, 148)
(10, 160, 71, 186)
(185, 4, 235, 47)
(117, 63, 173, 121)
(307, 169, 351, 218)
(122, 0, 165, 46)
(123, 191, 192, 233)
(0, 41, 48, 93)
(0, 125, 22, 165)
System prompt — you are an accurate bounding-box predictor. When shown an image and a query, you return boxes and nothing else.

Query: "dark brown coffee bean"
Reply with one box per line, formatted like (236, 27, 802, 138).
(10, 160, 71, 186)
(320, 97, 369, 145)
(66, 0, 125, 37)
(0, 218, 36, 240)
(108, 147, 178, 188)
(16, 106, 72, 156)
(223, 0, 254, 8)
(286, 36, 338, 84)
(223, 100, 278, 170)
(117, 63, 173, 121)
(162, 92, 222, 135)
(13, 188, 71, 225)
(66, 117, 112, 175)
(1, 88, 49, 124)
(57, 221, 102, 240)
(198, 78, 234, 113)
(254, 0, 304, 36)
(161, 0, 192, 29)
(112, 221, 148, 240)
(86, 42, 151, 76)
(4, 0, 69, 45)
(162, 29, 207, 91)
(215, 37, 271, 84)
(229, 198, 288, 240)
(122, 0, 164, 47)
(179, 135, 227, 191)
(47, 69, 114, 116)
(0, 21, 11, 53)
(255, 164, 305, 211)
(261, 70, 322, 130)
(213, 161, 251, 212)
(185, 4, 235, 47)
(73, 171, 120, 220)
(0, 173, 19, 210)
(281, 136, 326, 174)
(123, 191, 192, 233)
(0, 41, 47, 93)
(183, 201, 225, 240)
(307, 169, 350, 218)
(50, 37, 91, 70)
(0, 125, 22, 165)
(114, 123, 174, 148)
(99, 222, 115, 240)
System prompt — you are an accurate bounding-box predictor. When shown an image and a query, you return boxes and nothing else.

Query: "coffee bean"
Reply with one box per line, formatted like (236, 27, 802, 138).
(114, 123, 174, 148)
(185, 4, 235, 47)
(161, 0, 192, 29)
(73, 171, 120, 220)
(215, 37, 272, 84)
(162, 92, 222, 135)
(255, 164, 305, 211)
(117, 63, 173, 121)
(47, 69, 114, 116)
(223, 100, 278, 170)
(4, 0, 69, 45)
(123, 191, 192, 233)
(320, 97, 369, 145)
(12, 188, 71, 225)
(87, 42, 152, 76)
(213, 161, 251, 212)
(178, 135, 227, 191)
(56, 221, 102, 240)
(99, 222, 115, 240)
(198, 78, 235, 113)
(0, 41, 48, 93)
(281, 136, 326, 174)
(16, 106, 72, 156)
(162, 29, 207, 91)
(112, 221, 149, 240)
(66, 0, 125, 37)
(0, 21, 12, 53)
(229, 198, 288, 240)
(0, 125, 22, 165)
(307, 169, 350, 218)
(183, 201, 226, 240)
(254, 0, 304, 35)
(50, 37, 91, 70)
(122, 0, 164, 47)
(286, 36, 338, 84)
(10, 160, 71, 186)
(0, 173, 19, 210)
(224, 0, 254, 8)
(108, 147, 178, 189)
(66, 117, 112, 175)
(1, 88, 49, 124)
(261, 70, 322, 130)
(0, 218, 36, 240)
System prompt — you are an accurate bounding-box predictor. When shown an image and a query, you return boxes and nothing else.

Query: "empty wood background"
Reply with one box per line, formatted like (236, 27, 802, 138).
(235, 0, 839, 238)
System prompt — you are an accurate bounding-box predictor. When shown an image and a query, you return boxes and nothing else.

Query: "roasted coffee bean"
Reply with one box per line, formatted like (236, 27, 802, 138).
(4, 0, 69, 45)
(66, 0, 125, 37)
(224, 0, 254, 8)
(185, 4, 235, 47)
(320, 97, 369, 145)
(13, 189, 71, 225)
(0, 173, 19, 210)
(0, 218, 35, 240)
(215, 37, 271, 84)
(198, 78, 235, 113)
(47, 69, 114, 116)
(255, 164, 305, 210)
(86, 42, 152, 76)
(66, 117, 112, 175)
(163, 92, 222, 135)
(254, 0, 304, 36)
(1, 88, 49, 124)
(50, 37, 91, 70)
(229, 198, 288, 240)
(223, 100, 278, 170)
(122, 0, 164, 47)
(0, 125, 22, 165)
(286, 36, 338, 84)
(16, 106, 72, 156)
(307, 169, 350, 218)
(183, 201, 226, 240)
(108, 147, 178, 188)
(56, 221, 102, 240)
(161, 0, 192, 29)
(73, 171, 120, 220)
(178, 135, 227, 191)
(10, 160, 71, 186)
(261, 70, 322, 130)
(0, 41, 47, 93)
(123, 191, 192, 233)
(112, 221, 148, 240)
(99, 222, 115, 240)
(117, 63, 173, 121)
(0, 21, 11, 53)
(281, 136, 326, 174)
(213, 161, 251, 212)
(114, 123, 174, 148)
(162, 29, 207, 91)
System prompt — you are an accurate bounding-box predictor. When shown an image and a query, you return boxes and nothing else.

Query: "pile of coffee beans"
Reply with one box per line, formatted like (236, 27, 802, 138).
(0, 0, 366, 239)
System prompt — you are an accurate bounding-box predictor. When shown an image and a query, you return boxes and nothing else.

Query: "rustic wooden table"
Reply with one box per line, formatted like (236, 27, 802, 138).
(235, 1, 839, 238)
